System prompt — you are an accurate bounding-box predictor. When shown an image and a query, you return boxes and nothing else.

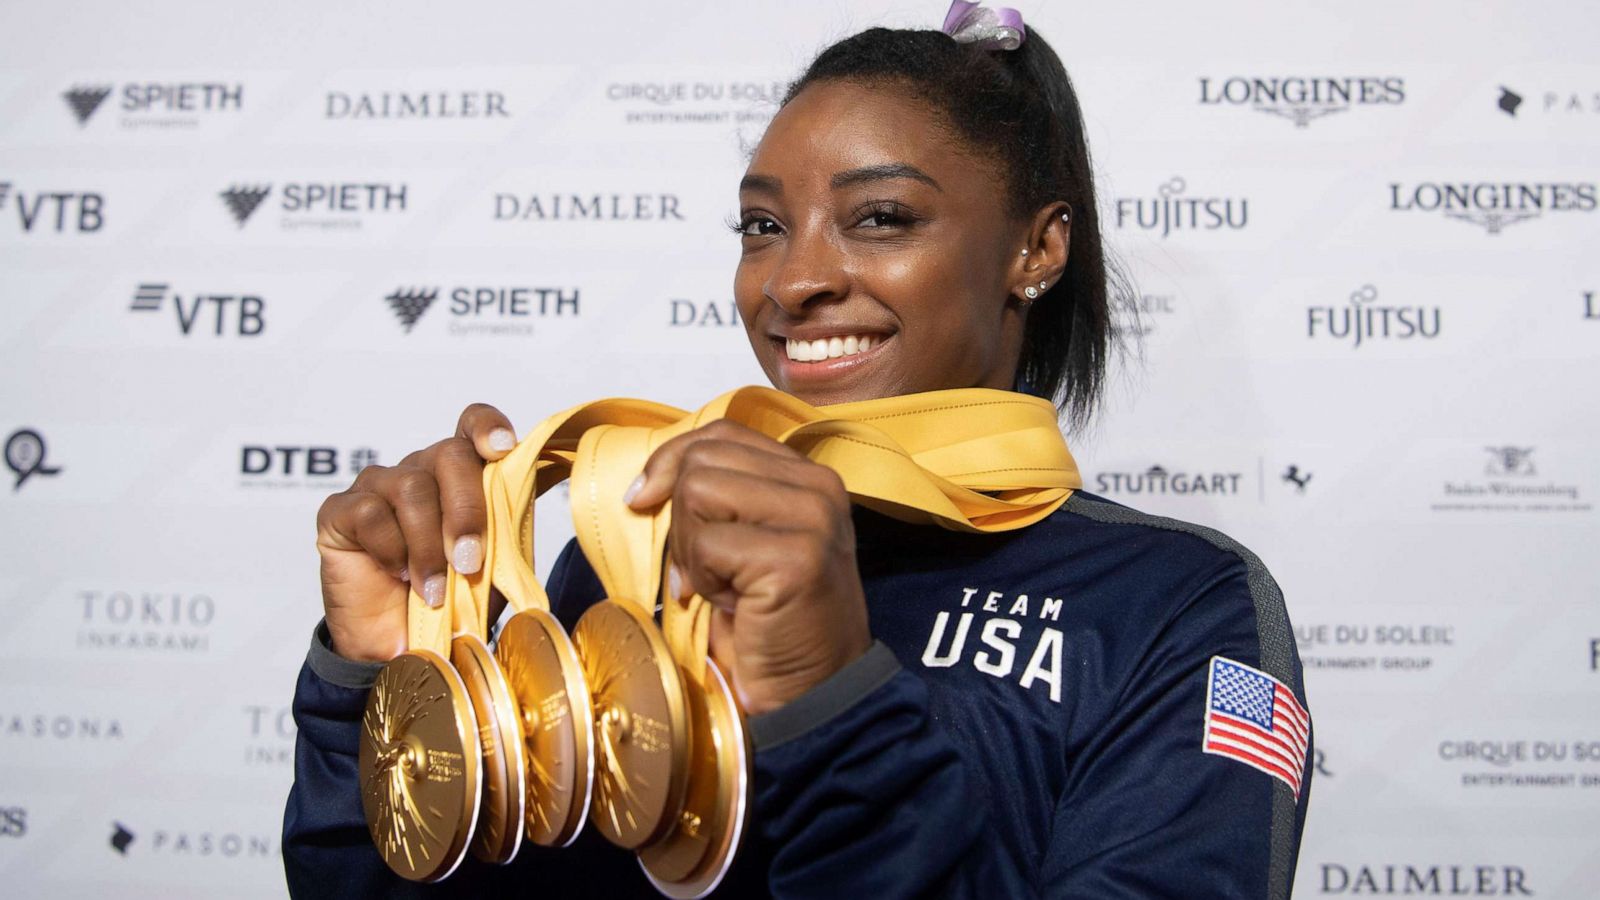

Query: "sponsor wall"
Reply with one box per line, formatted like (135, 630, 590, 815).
(1, 1, 1596, 896)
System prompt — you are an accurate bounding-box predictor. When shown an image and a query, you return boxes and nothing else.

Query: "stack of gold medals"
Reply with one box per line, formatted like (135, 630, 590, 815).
(358, 387, 1080, 897)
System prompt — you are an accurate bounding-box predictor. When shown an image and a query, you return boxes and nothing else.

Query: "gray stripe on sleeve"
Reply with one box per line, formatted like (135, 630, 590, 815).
(1063, 494, 1302, 900)
(307, 619, 384, 691)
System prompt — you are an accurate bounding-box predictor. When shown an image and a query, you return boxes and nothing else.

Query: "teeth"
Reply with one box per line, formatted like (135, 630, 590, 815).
(785, 334, 882, 362)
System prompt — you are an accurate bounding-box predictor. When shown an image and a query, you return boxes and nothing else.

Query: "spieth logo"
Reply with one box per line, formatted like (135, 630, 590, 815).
(62, 81, 243, 129)
(220, 182, 408, 231)
(1484, 447, 1536, 477)
(385, 287, 438, 332)
(1198, 76, 1405, 128)
(324, 90, 509, 119)
(1389, 180, 1597, 234)
(63, 85, 112, 125)
(0, 180, 105, 233)
(1306, 284, 1442, 349)
(1113, 177, 1247, 238)
(493, 192, 684, 222)
(129, 282, 265, 337)
(386, 285, 580, 336)
(1094, 464, 1243, 497)
(1319, 863, 1531, 896)
(220, 185, 271, 227)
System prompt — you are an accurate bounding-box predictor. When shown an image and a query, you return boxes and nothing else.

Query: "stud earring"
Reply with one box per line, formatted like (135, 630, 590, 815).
(1061, 209, 1071, 223)
(1020, 248, 1029, 257)
(1024, 286, 1039, 300)
(1039, 280, 1048, 290)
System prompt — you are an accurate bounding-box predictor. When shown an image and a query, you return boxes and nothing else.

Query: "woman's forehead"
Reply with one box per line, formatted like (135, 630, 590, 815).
(746, 80, 996, 192)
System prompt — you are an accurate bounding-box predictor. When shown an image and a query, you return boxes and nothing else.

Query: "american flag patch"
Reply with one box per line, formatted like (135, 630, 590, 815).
(1202, 656, 1310, 797)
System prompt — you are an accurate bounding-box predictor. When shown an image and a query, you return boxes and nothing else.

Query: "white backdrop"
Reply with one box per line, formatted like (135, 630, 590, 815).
(1, 1, 1597, 897)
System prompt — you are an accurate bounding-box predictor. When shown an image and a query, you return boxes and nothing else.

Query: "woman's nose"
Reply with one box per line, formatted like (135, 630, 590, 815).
(763, 225, 849, 314)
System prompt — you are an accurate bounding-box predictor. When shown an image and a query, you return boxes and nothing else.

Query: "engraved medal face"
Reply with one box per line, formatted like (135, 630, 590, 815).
(639, 659, 751, 899)
(495, 608, 594, 847)
(573, 600, 689, 850)
(451, 634, 525, 864)
(358, 651, 482, 882)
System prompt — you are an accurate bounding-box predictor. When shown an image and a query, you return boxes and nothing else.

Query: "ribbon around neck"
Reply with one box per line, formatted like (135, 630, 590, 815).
(422, 386, 1081, 679)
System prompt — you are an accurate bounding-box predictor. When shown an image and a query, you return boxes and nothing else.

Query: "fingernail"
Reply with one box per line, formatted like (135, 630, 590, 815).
(423, 575, 446, 608)
(667, 563, 684, 600)
(453, 536, 483, 575)
(489, 428, 515, 453)
(622, 474, 646, 506)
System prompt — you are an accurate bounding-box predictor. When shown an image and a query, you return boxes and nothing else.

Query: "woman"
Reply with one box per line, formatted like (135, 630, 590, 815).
(285, 12, 1311, 899)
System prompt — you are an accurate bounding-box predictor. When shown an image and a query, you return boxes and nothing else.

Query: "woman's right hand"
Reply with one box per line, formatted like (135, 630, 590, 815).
(314, 403, 517, 663)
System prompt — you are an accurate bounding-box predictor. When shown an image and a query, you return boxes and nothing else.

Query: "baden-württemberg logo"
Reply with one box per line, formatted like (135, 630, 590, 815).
(1198, 76, 1404, 128)
(61, 81, 243, 129)
(1113, 177, 1248, 238)
(1306, 284, 1441, 350)
(218, 181, 408, 231)
(129, 282, 265, 337)
(1433, 446, 1591, 514)
(1389, 180, 1597, 234)
(385, 285, 580, 336)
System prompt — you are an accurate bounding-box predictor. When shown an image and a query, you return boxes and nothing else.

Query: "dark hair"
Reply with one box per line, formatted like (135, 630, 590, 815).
(784, 27, 1130, 432)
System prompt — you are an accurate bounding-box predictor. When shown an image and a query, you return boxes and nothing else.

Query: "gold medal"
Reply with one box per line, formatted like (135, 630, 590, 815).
(573, 599, 690, 849)
(451, 633, 525, 863)
(639, 658, 751, 898)
(495, 607, 594, 847)
(359, 650, 481, 882)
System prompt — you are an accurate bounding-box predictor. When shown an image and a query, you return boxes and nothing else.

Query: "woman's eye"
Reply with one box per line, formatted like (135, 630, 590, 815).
(856, 206, 913, 229)
(739, 217, 782, 236)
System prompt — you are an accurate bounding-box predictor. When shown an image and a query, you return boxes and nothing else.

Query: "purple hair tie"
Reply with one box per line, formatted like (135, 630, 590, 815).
(941, 0, 1026, 51)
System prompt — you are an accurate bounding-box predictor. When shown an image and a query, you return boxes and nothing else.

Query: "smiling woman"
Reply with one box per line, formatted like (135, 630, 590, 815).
(284, 5, 1309, 899)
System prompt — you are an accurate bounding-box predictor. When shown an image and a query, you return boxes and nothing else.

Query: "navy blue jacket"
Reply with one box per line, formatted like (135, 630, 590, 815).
(283, 492, 1311, 898)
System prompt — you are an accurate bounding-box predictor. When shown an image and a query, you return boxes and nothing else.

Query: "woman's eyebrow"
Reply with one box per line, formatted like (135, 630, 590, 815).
(830, 163, 942, 192)
(740, 173, 782, 194)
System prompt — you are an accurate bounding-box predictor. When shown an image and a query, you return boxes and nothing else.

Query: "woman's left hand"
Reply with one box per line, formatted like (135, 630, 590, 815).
(626, 419, 872, 716)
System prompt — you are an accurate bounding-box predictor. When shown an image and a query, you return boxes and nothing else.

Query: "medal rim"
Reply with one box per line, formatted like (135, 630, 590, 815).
(639, 657, 751, 899)
(575, 598, 691, 849)
(451, 633, 527, 864)
(358, 649, 483, 883)
(495, 607, 596, 848)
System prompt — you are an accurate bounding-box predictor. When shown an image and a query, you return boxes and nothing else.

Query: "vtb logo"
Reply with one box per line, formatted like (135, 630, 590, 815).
(130, 283, 264, 337)
(0, 181, 104, 233)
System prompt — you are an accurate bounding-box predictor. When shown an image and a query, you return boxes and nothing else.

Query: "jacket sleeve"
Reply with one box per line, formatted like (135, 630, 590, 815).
(1039, 559, 1311, 900)
(750, 554, 1310, 900)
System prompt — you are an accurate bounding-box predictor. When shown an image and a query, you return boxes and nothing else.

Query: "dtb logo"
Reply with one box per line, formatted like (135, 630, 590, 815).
(240, 446, 377, 478)
(0, 181, 104, 233)
(130, 283, 264, 337)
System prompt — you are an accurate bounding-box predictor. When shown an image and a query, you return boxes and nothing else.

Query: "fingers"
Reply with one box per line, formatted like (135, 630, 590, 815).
(317, 491, 409, 578)
(346, 467, 449, 605)
(428, 437, 487, 575)
(672, 520, 802, 612)
(628, 420, 805, 509)
(456, 403, 518, 461)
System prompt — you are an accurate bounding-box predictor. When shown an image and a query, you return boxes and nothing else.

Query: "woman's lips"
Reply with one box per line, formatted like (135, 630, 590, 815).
(771, 332, 894, 381)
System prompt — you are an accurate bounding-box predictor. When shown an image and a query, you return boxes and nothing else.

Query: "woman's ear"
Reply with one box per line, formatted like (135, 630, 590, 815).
(1009, 202, 1072, 304)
